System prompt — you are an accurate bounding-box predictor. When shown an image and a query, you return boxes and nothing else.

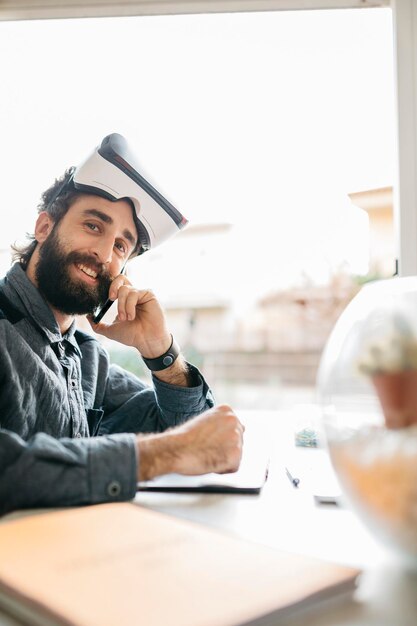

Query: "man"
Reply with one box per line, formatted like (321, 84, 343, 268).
(0, 134, 243, 515)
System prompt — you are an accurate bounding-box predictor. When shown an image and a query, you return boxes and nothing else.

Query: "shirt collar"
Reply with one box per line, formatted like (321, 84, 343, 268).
(1, 263, 81, 355)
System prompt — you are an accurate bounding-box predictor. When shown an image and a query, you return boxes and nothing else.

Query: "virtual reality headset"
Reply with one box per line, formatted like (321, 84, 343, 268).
(62, 133, 188, 256)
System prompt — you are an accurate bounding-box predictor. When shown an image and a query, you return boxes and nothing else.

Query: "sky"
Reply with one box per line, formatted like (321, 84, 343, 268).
(0, 7, 395, 288)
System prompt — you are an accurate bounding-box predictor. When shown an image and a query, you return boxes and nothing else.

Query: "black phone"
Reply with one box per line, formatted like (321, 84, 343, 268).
(92, 265, 126, 324)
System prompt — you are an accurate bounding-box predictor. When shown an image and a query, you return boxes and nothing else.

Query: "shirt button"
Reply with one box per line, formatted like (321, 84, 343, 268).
(70, 379, 77, 389)
(75, 433, 82, 439)
(107, 481, 122, 497)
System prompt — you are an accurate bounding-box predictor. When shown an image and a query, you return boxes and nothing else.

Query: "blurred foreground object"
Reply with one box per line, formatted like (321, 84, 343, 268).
(318, 277, 417, 565)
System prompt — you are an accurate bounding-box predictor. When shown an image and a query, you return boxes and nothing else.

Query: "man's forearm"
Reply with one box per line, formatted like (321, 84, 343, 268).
(136, 431, 181, 481)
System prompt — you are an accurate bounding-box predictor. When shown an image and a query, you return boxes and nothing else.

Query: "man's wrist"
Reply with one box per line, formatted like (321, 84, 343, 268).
(137, 335, 172, 360)
(141, 335, 180, 372)
(137, 334, 191, 386)
(152, 355, 193, 386)
(136, 431, 183, 481)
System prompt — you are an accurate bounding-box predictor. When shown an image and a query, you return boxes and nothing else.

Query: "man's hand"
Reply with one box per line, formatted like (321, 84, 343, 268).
(87, 274, 192, 386)
(88, 274, 171, 358)
(136, 405, 244, 481)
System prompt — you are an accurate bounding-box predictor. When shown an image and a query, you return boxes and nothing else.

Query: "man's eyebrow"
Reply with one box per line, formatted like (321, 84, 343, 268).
(82, 208, 137, 248)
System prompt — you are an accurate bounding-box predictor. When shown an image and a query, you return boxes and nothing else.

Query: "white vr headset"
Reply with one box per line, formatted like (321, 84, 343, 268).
(61, 133, 188, 256)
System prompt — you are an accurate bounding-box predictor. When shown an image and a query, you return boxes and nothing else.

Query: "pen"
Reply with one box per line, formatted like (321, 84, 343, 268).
(285, 466, 300, 488)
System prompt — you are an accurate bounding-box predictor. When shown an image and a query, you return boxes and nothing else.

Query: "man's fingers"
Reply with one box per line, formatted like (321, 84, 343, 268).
(116, 285, 133, 321)
(212, 405, 244, 473)
(125, 290, 141, 321)
(110, 282, 157, 322)
(109, 274, 131, 300)
(218, 446, 243, 474)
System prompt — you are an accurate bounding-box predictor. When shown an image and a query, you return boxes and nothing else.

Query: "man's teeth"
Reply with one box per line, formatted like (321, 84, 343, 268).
(77, 264, 98, 279)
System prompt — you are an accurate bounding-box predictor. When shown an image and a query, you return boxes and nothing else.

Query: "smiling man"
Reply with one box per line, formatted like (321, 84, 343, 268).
(31, 199, 134, 320)
(0, 135, 243, 515)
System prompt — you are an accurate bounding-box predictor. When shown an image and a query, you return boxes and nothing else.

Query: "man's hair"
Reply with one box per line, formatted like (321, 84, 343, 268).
(11, 168, 85, 269)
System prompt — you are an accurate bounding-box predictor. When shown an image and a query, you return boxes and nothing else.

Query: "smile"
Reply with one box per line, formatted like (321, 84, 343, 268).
(76, 263, 98, 280)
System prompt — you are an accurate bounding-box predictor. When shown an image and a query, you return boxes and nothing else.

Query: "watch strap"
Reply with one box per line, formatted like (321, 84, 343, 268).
(141, 335, 180, 371)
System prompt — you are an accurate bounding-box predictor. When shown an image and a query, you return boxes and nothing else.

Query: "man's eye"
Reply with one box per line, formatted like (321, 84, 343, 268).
(86, 223, 99, 232)
(115, 241, 127, 254)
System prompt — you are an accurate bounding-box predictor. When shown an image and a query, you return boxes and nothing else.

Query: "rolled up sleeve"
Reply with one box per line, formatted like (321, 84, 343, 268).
(99, 363, 215, 436)
(152, 364, 215, 425)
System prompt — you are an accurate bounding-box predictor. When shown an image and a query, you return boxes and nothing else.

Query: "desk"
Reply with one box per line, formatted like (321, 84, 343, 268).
(1, 410, 417, 626)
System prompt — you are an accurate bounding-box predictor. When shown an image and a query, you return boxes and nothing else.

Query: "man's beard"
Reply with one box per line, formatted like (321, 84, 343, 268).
(35, 226, 112, 316)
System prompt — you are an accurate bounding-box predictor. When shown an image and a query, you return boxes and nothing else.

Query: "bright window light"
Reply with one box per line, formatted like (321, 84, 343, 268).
(0, 8, 395, 408)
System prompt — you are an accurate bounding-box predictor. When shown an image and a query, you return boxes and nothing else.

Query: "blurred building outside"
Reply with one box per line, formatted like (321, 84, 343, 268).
(348, 186, 395, 278)
(98, 188, 395, 410)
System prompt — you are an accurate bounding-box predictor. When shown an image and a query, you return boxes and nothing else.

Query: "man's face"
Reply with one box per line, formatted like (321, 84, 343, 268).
(35, 195, 137, 316)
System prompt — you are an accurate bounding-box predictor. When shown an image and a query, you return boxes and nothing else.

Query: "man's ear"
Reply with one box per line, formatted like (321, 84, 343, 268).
(34, 212, 54, 244)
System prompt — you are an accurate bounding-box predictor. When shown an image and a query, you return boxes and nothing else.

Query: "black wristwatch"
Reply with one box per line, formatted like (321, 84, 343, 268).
(141, 335, 180, 371)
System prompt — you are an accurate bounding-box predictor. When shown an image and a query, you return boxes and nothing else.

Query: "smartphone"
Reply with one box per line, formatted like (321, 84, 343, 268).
(92, 265, 126, 324)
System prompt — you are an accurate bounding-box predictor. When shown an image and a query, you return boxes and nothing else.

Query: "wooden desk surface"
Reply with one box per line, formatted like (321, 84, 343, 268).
(1, 410, 416, 626)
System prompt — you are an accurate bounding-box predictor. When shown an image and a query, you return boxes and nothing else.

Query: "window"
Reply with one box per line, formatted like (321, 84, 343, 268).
(0, 8, 395, 408)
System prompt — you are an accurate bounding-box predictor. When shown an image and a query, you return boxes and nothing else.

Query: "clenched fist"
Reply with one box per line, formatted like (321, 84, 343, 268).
(137, 404, 244, 481)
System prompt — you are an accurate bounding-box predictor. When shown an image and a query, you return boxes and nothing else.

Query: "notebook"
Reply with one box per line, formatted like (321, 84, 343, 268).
(137, 424, 271, 494)
(0, 503, 360, 626)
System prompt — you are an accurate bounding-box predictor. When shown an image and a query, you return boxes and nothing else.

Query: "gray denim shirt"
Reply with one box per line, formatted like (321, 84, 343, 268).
(0, 263, 214, 515)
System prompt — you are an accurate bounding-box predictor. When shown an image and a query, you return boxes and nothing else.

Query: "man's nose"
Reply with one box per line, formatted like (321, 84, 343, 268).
(91, 237, 114, 266)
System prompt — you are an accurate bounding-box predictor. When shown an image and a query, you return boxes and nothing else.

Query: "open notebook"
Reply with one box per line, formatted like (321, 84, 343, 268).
(137, 424, 271, 494)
